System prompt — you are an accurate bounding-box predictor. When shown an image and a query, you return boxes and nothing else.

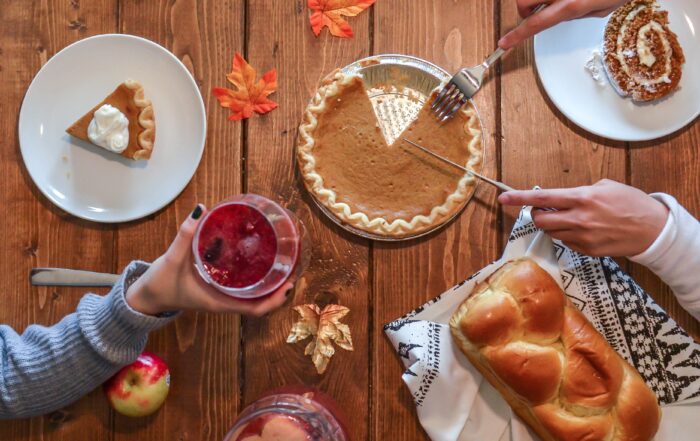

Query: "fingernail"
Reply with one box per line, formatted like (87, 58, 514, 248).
(191, 205, 203, 219)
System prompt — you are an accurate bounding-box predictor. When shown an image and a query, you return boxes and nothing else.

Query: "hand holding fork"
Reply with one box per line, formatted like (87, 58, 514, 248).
(431, 4, 548, 121)
(432, 0, 625, 120)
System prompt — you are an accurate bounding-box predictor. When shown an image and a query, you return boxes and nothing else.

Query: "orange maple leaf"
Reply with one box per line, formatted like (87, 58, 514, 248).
(308, 0, 376, 38)
(213, 53, 278, 121)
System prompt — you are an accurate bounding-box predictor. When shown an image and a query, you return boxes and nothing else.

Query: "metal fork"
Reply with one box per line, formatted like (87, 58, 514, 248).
(431, 4, 546, 121)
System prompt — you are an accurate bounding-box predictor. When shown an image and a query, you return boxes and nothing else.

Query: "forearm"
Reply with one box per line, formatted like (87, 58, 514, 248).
(0, 261, 175, 419)
(629, 194, 700, 321)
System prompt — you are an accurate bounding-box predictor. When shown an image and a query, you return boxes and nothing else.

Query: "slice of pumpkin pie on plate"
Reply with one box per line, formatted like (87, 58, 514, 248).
(66, 79, 156, 160)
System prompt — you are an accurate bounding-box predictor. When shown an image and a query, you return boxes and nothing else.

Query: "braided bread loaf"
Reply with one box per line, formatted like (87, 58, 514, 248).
(449, 259, 661, 441)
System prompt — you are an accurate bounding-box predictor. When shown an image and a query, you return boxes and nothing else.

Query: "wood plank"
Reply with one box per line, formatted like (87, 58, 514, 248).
(244, 1, 371, 440)
(499, 1, 626, 205)
(499, 0, 625, 261)
(0, 1, 116, 440)
(630, 127, 700, 341)
(114, 1, 244, 440)
(371, 1, 499, 439)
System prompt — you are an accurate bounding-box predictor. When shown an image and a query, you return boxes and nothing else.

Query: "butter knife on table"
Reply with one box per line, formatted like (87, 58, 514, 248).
(30, 268, 120, 287)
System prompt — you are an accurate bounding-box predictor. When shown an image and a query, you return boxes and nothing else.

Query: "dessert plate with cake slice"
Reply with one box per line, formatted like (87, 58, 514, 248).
(534, 0, 698, 141)
(19, 34, 206, 222)
(297, 55, 484, 241)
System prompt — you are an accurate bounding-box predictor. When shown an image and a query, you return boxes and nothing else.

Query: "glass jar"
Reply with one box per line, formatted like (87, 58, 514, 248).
(224, 388, 348, 441)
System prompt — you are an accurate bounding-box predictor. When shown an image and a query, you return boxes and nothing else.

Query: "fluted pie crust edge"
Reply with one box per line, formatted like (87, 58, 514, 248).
(296, 71, 483, 238)
(124, 79, 156, 160)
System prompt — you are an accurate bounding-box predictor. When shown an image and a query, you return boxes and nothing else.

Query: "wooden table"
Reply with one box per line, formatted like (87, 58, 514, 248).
(0, 1, 697, 440)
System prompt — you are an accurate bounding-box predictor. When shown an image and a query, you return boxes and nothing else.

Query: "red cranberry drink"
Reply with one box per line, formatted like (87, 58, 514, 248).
(197, 203, 276, 288)
(193, 194, 309, 299)
(224, 387, 348, 441)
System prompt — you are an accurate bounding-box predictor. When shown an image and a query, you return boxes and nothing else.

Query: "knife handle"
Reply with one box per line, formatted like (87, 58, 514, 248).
(30, 268, 121, 287)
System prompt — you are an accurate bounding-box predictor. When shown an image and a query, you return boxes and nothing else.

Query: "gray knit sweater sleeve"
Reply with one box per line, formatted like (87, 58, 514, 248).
(0, 261, 176, 419)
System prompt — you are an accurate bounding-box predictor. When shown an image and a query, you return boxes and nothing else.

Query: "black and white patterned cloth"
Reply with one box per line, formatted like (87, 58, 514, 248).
(385, 207, 700, 441)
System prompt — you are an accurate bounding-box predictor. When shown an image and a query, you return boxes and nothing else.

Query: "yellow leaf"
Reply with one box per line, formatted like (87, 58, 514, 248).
(287, 303, 353, 374)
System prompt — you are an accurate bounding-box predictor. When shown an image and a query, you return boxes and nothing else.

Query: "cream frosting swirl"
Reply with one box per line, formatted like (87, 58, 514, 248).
(616, 5, 673, 87)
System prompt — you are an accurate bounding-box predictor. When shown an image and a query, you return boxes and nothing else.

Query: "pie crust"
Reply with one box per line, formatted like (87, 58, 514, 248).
(297, 71, 483, 238)
(66, 79, 156, 160)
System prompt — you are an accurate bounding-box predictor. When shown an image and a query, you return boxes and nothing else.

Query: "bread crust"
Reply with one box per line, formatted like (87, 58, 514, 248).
(449, 258, 661, 441)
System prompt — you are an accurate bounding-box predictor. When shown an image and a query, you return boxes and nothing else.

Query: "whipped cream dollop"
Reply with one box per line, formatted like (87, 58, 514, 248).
(584, 49, 607, 86)
(87, 104, 129, 153)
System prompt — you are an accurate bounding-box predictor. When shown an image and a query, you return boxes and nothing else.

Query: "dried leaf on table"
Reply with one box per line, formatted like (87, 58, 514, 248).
(308, 0, 376, 38)
(213, 52, 278, 121)
(287, 303, 354, 374)
(287, 304, 321, 343)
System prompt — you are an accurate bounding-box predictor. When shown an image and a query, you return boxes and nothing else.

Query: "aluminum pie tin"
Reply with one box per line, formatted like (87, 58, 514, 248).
(303, 54, 486, 242)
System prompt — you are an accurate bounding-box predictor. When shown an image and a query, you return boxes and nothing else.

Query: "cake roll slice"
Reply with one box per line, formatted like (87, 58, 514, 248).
(603, 0, 684, 102)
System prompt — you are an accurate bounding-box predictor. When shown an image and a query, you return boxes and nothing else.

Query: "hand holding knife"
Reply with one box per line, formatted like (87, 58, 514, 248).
(401, 138, 556, 212)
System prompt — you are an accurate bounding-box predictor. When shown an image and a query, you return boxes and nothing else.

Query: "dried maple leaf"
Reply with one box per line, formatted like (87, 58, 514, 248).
(308, 0, 376, 38)
(213, 52, 278, 121)
(287, 303, 354, 374)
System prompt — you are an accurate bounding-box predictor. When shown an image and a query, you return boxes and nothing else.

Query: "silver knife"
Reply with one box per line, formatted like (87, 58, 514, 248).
(401, 138, 557, 212)
(401, 138, 516, 192)
(30, 268, 120, 287)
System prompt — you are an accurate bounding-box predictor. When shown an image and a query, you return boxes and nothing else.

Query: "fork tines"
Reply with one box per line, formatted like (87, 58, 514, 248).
(431, 82, 467, 122)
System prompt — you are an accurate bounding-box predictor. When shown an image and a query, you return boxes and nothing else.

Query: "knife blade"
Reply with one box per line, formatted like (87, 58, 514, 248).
(401, 138, 558, 212)
(401, 138, 516, 192)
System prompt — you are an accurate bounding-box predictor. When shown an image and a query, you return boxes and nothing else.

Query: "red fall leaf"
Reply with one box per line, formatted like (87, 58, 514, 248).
(308, 0, 376, 38)
(213, 52, 278, 121)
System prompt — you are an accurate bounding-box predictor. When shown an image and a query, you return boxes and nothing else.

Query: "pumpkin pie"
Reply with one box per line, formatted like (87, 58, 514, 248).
(297, 71, 483, 238)
(66, 80, 155, 160)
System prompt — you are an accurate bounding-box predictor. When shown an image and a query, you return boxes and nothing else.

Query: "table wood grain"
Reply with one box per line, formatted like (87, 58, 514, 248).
(0, 1, 697, 440)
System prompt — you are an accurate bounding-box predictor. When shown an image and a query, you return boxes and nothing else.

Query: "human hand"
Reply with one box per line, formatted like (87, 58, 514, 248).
(498, 179, 669, 257)
(498, 0, 627, 49)
(125, 205, 292, 317)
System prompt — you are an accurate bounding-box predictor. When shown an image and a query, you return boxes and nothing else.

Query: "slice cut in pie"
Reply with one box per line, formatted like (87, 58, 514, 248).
(66, 80, 155, 160)
(297, 71, 483, 238)
(603, 0, 684, 102)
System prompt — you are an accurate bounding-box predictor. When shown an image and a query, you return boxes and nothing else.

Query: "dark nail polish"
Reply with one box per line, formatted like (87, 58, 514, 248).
(191, 205, 203, 219)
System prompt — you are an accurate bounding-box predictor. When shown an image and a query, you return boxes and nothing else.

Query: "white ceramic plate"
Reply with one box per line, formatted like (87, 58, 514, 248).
(19, 34, 206, 222)
(534, 0, 699, 141)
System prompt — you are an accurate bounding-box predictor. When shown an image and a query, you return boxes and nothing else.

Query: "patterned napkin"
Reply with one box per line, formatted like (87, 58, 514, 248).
(384, 206, 700, 441)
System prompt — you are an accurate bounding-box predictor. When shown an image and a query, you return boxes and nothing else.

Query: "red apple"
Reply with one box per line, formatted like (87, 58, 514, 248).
(103, 352, 170, 417)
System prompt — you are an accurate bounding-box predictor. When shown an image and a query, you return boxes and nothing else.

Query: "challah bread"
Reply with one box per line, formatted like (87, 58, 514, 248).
(603, 0, 684, 102)
(449, 258, 661, 441)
